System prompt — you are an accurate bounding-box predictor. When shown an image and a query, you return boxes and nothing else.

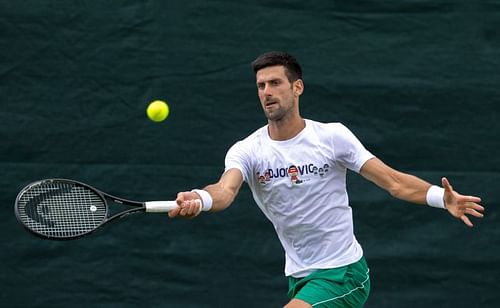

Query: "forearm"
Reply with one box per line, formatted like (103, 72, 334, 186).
(387, 171, 432, 205)
(198, 168, 243, 212)
(203, 182, 239, 212)
(361, 158, 433, 205)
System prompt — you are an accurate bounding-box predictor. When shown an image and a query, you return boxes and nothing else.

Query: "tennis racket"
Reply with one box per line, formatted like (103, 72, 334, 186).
(14, 178, 193, 240)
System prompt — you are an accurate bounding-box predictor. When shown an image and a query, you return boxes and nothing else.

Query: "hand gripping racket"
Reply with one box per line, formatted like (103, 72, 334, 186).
(14, 178, 192, 240)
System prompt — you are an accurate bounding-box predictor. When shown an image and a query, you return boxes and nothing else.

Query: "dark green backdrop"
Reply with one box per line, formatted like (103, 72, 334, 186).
(1, 1, 499, 307)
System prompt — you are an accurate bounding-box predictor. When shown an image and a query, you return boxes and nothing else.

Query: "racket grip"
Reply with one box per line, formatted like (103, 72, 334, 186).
(144, 201, 178, 212)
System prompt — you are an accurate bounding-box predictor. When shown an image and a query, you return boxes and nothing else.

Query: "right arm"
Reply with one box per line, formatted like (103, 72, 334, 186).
(168, 168, 244, 218)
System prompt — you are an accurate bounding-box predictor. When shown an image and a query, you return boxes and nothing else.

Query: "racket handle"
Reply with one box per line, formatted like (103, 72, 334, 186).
(144, 199, 202, 213)
(144, 201, 178, 212)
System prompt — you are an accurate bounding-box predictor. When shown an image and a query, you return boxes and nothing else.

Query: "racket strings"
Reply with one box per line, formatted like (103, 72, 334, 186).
(17, 182, 107, 238)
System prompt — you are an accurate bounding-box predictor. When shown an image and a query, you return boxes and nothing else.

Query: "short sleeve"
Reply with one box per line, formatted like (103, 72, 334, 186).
(332, 124, 374, 173)
(225, 141, 252, 183)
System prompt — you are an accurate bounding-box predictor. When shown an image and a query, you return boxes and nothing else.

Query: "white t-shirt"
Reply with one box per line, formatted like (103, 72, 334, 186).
(225, 119, 375, 277)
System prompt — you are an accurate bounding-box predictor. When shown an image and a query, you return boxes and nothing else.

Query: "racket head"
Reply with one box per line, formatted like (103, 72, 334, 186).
(14, 179, 109, 240)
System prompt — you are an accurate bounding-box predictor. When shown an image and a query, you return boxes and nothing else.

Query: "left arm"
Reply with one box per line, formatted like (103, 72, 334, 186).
(360, 157, 484, 227)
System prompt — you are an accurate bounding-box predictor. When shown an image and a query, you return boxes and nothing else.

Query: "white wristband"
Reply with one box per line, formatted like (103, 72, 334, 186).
(191, 189, 213, 212)
(426, 185, 446, 209)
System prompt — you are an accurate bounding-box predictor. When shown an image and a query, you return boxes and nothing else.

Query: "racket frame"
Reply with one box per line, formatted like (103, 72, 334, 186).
(15, 179, 150, 240)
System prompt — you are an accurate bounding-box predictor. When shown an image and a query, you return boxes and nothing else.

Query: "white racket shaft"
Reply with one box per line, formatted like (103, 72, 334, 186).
(144, 201, 178, 212)
(144, 199, 202, 213)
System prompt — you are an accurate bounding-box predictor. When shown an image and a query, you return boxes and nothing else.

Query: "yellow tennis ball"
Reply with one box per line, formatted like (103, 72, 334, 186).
(146, 100, 169, 122)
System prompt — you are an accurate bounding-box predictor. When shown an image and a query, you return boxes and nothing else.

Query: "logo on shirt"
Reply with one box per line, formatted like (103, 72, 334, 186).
(256, 163, 330, 185)
(288, 165, 303, 184)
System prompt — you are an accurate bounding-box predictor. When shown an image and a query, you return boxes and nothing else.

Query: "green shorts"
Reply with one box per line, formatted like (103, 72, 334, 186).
(287, 257, 370, 307)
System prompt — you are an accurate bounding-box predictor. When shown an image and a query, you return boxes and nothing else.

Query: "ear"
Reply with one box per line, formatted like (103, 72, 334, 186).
(293, 79, 304, 96)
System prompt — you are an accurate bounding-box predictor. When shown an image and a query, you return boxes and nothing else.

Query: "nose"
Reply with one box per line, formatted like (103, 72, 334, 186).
(262, 83, 272, 97)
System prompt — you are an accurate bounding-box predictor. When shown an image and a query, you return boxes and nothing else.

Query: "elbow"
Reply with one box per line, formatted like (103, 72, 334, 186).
(382, 170, 406, 199)
(387, 182, 403, 199)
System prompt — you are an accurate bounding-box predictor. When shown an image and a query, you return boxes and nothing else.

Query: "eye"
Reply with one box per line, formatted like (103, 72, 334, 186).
(257, 83, 265, 90)
(271, 80, 280, 86)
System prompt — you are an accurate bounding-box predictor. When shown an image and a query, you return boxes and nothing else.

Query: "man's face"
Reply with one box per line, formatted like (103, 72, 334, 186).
(255, 65, 301, 121)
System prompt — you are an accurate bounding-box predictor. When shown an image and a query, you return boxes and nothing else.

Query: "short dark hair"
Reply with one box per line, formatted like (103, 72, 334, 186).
(251, 51, 302, 82)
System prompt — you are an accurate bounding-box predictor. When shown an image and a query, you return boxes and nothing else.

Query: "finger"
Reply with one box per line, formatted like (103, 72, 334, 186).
(465, 208, 484, 218)
(457, 194, 482, 203)
(181, 200, 193, 215)
(473, 204, 485, 212)
(176, 192, 186, 206)
(180, 202, 192, 216)
(195, 199, 203, 215)
(457, 196, 484, 211)
(461, 215, 473, 227)
(187, 202, 198, 216)
(441, 177, 453, 193)
(168, 206, 181, 218)
(465, 202, 485, 212)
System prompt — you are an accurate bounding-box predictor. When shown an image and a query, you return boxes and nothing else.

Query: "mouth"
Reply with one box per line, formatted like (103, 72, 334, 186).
(265, 100, 278, 108)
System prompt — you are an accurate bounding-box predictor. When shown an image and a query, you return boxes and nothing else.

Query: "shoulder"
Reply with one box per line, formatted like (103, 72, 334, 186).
(305, 119, 351, 137)
(305, 120, 365, 150)
(225, 125, 267, 178)
(227, 124, 267, 154)
(234, 125, 267, 146)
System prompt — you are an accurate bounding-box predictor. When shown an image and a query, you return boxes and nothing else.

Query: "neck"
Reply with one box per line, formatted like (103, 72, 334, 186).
(267, 115, 305, 141)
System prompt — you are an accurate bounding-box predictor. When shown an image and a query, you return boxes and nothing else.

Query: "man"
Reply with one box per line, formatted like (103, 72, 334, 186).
(169, 51, 484, 307)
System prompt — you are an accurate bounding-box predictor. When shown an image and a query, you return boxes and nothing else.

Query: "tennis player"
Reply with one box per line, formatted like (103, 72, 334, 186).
(169, 51, 484, 308)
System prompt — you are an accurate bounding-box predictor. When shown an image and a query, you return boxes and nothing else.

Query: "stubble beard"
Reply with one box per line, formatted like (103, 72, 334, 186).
(265, 107, 286, 121)
(264, 99, 294, 122)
